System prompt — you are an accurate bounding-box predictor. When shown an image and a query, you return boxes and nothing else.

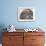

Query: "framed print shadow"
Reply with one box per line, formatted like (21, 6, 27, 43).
(18, 7, 35, 21)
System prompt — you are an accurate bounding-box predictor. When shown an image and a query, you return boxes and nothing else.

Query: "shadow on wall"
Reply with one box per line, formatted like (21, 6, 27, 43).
(0, 24, 7, 43)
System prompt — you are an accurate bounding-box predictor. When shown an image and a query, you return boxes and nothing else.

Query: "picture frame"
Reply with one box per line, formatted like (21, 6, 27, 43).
(18, 7, 35, 21)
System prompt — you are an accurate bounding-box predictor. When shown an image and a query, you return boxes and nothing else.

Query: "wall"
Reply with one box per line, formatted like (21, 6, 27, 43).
(0, 0, 46, 30)
(0, 0, 46, 44)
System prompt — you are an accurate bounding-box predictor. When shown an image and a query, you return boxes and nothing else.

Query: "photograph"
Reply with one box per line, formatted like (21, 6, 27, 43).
(18, 7, 35, 21)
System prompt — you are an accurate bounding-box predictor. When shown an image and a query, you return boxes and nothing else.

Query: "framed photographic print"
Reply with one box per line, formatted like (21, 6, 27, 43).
(18, 7, 35, 21)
